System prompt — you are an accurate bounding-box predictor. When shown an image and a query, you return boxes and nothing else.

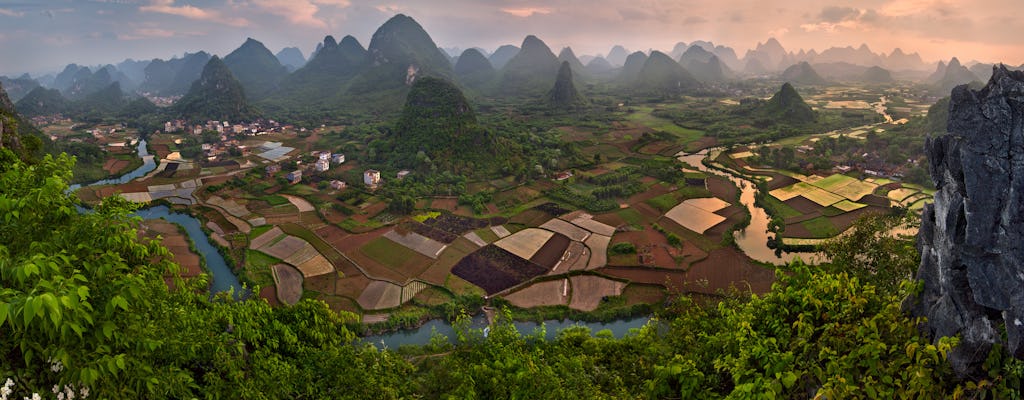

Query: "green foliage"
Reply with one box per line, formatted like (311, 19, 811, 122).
(610, 242, 637, 255)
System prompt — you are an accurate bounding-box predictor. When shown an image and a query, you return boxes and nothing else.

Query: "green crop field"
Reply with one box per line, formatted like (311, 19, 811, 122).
(362, 237, 422, 269)
(801, 216, 840, 238)
(763, 195, 803, 219)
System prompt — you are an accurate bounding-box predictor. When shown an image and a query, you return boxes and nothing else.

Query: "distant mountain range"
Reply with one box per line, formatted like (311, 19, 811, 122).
(16, 13, 1024, 124)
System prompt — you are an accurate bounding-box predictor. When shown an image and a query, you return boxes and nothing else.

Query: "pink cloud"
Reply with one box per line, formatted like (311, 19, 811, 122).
(501, 7, 552, 18)
(140, 0, 249, 27)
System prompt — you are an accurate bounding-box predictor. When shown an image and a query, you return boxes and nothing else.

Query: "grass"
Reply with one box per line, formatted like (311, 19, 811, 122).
(260, 195, 290, 206)
(250, 225, 275, 240)
(245, 250, 281, 286)
(646, 187, 715, 213)
(362, 237, 422, 269)
(811, 174, 858, 192)
(616, 208, 645, 227)
(762, 196, 802, 219)
(474, 228, 499, 243)
(625, 110, 706, 144)
(412, 211, 441, 222)
(800, 216, 840, 238)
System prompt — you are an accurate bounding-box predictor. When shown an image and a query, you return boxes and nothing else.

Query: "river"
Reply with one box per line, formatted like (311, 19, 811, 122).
(364, 315, 653, 349)
(69, 139, 157, 191)
(72, 138, 244, 296)
(677, 149, 822, 265)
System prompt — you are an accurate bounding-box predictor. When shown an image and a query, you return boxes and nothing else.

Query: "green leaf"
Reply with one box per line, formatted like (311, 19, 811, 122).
(23, 296, 37, 326)
(102, 322, 114, 339)
(0, 302, 8, 327)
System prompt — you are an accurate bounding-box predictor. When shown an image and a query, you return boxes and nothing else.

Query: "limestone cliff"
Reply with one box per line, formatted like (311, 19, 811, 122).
(915, 65, 1024, 376)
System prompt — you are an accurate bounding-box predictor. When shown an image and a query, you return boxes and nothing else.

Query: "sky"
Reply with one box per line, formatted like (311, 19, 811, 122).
(1, 0, 1023, 76)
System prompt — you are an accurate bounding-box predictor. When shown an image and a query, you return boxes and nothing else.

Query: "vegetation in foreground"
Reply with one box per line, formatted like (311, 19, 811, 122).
(2, 148, 1022, 399)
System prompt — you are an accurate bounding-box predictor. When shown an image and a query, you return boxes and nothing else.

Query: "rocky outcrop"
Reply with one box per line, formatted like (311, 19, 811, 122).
(914, 65, 1024, 376)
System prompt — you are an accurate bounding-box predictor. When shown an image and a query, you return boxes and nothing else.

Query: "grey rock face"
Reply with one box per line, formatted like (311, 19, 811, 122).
(915, 65, 1024, 376)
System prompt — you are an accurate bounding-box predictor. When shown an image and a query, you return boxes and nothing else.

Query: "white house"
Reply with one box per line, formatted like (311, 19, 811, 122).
(332, 153, 345, 164)
(330, 180, 346, 190)
(363, 169, 381, 187)
(314, 159, 330, 172)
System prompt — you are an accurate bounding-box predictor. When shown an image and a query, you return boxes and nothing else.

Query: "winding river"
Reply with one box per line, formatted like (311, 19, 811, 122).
(73, 139, 243, 296)
(677, 150, 822, 265)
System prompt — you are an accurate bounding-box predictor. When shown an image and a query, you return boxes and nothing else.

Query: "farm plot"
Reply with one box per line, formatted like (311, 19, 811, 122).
(271, 264, 303, 305)
(585, 234, 611, 270)
(359, 237, 434, 281)
(561, 241, 590, 272)
(357, 280, 403, 310)
(491, 225, 511, 238)
(541, 218, 591, 241)
(463, 231, 487, 247)
(504, 280, 568, 308)
(832, 200, 868, 212)
(423, 213, 489, 237)
(451, 245, 549, 294)
(207, 196, 251, 218)
(684, 197, 730, 213)
(831, 180, 877, 201)
(567, 214, 617, 237)
(530, 233, 571, 270)
(383, 229, 447, 258)
(253, 232, 334, 278)
(401, 281, 429, 304)
(569, 276, 626, 312)
(281, 194, 315, 212)
(494, 228, 554, 261)
(664, 201, 727, 234)
(811, 174, 858, 192)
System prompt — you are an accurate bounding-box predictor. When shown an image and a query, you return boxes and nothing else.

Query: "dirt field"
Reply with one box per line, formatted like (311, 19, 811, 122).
(509, 209, 552, 227)
(504, 279, 568, 308)
(530, 233, 571, 269)
(597, 266, 687, 288)
(355, 237, 433, 283)
(560, 241, 589, 272)
(272, 264, 303, 305)
(357, 280, 403, 310)
(706, 176, 738, 200)
(494, 228, 554, 261)
(419, 237, 477, 285)
(258, 286, 281, 306)
(540, 218, 591, 241)
(783, 196, 823, 215)
(141, 219, 203, 279)
(568, 214, 617, 237)
(569, 276, 626, 311)
(585, 234, 611, 270)
(685, 248, 774, 295)
(451, 245, 549, 294)
(665, 202, 727, 234)
(383, 229, 447, 258)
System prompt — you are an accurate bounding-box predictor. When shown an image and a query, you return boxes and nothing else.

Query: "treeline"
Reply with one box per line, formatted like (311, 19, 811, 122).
(1, 152, 1021, 399)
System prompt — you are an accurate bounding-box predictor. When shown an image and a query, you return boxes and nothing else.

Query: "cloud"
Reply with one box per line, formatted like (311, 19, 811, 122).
(819, 6, 859, 23)
(683, 16, 708, 24)
(501, 7, 552, 18)
(0, 8, 25, 17)
(248, 0, 326, 28)
(140, 0, 248, 27)
(119, 27, 203, 40)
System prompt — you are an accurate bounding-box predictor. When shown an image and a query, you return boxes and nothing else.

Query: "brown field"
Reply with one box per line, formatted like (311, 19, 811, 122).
(622, 284, 666, 306)
(569, 276, 626, 311)
(351, 238, 433, 284)
(504, 279, 568, 308)
(592, 212, 625, 229)
(495, 228, 554, 260)
(765, 173, 800, 191)
(293, 255, 334, 278)
(357, 280, 403, 310)
(103, 159, 131, 174)
(597, 266, 687, 288)
(706, 176, 738, 201)
(530, 233, 571, 269)
(400, 281, 429, 304)
(430, 197, 459, 211)
(419, 237, 478, 285)
(783, 196, 822, 215)
(585, 234, 611, 270)
(258, 285, 281, 306)
(686, 248, 774, 295)
(383, 230, 447, 258)
(271, 264, 303, 305)
(451, 245, 549, 295)
(826, 205, 890, 232)
(260, 235, 305, 259)
(568, 215, 618, 237)
(509, 209, 552, 227)
(665, 202, 727, 234)
(540, 218, 591, 241)
(141, 220, 202, 278)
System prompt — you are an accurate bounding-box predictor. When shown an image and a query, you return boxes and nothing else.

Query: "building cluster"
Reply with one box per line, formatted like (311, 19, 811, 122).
(162, 119, 292, 136)
(266, 150, 347, 187)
